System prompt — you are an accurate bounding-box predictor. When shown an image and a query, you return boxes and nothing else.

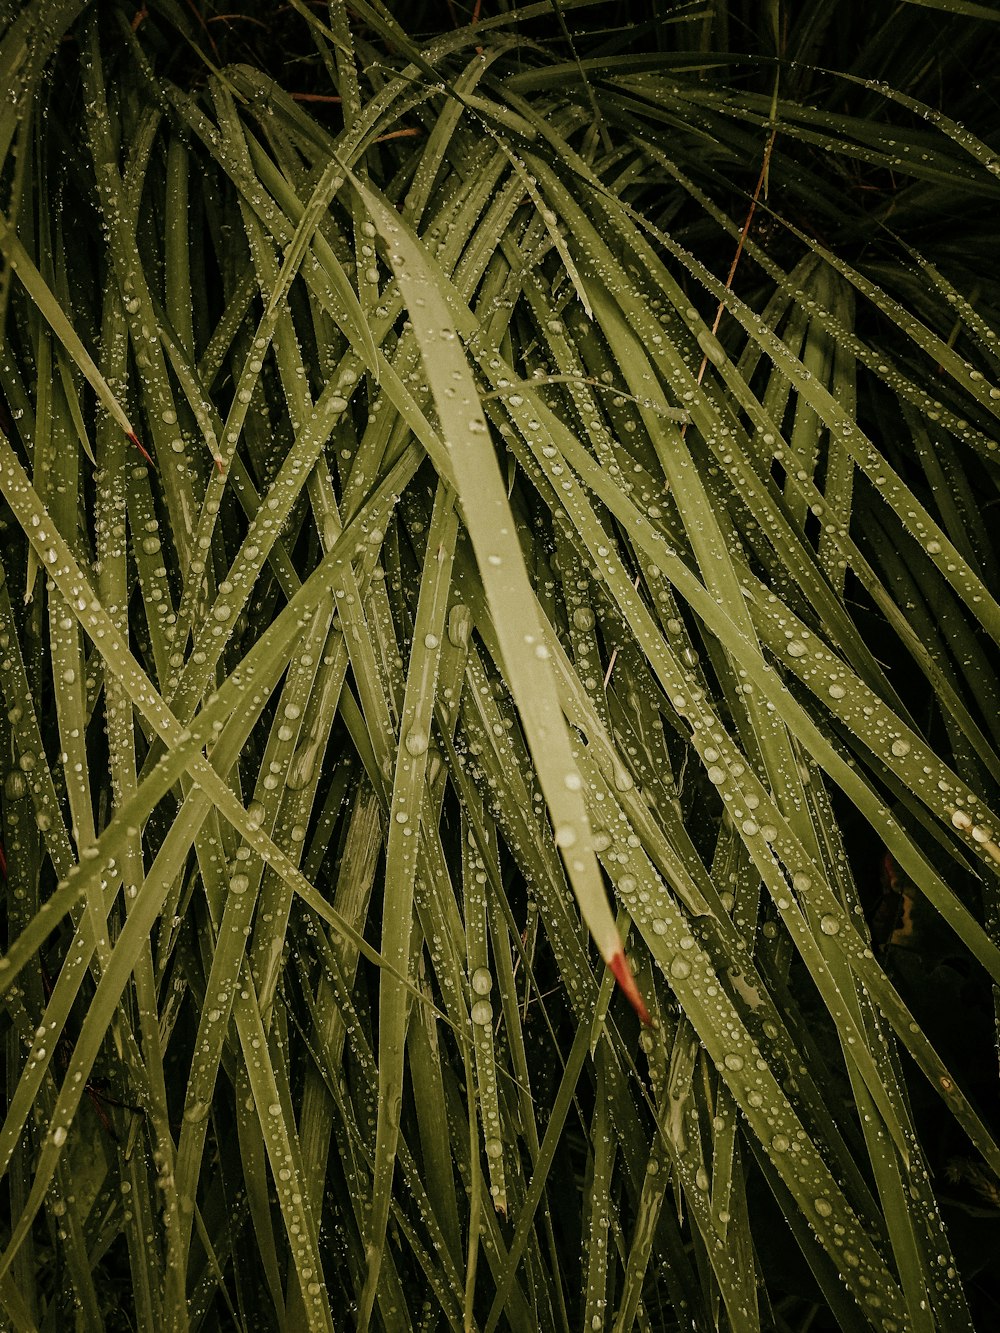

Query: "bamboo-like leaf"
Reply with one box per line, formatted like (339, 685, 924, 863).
(3, 6, 1000, 1330)
(0, 223, 136, 440)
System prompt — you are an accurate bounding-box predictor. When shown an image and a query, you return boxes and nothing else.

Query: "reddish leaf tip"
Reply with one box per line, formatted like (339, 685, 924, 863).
(127, 431, 156, 468)
(608, 950, 651, 1026)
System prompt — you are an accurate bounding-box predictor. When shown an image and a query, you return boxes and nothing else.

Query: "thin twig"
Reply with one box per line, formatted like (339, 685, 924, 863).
(603, 128, 778, 691)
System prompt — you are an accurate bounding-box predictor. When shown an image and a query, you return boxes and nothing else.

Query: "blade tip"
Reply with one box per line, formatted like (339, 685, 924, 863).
(608, 950, 651, 1026)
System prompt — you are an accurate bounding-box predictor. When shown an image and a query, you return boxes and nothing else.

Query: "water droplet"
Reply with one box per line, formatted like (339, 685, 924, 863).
(471, 968, 492, 995)
(448, 604, 471, 648)
(404, 730, 428, 757)
(696, 329, 727, 366)
(286, 741, 318, 791)
(471, 1000, 493, 1025)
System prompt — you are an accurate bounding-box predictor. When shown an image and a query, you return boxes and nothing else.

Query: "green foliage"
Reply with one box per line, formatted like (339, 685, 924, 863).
(1, 1, 1000, 1329)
